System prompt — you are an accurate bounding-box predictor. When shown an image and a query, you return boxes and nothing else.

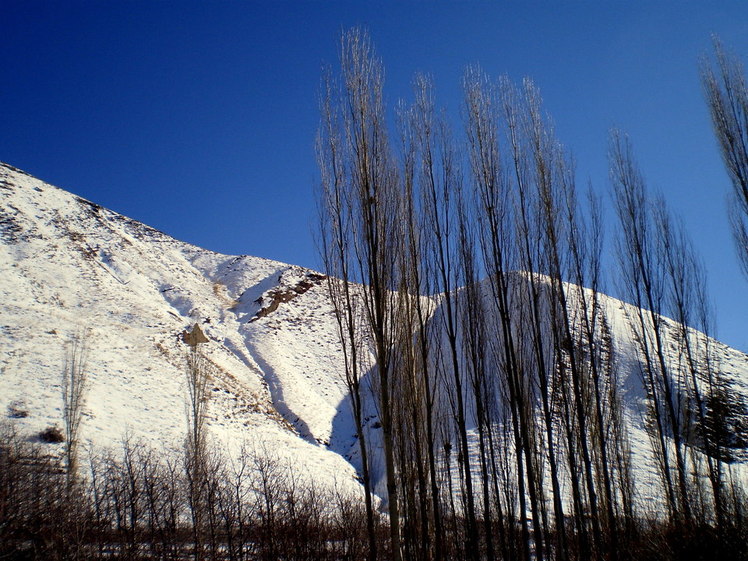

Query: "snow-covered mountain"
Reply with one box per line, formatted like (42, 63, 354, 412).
(0, 162, 364, 498)
(1, 161, 747, 508)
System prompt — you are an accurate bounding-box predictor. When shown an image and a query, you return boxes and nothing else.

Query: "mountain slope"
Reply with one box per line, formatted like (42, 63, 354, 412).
(0, 162, 363, 497)
(2, 162, 748, 510)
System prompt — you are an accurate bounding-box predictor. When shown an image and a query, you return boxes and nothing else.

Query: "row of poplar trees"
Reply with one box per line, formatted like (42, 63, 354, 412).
(318, 29, 748, 561)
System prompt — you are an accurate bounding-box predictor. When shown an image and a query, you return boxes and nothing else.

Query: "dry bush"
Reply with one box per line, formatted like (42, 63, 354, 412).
(39, 425, 64, 443)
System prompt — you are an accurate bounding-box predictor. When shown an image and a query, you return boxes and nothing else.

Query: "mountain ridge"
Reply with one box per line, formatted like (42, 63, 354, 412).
(2, 161, 748, 509)
(0, 161, 365, 497)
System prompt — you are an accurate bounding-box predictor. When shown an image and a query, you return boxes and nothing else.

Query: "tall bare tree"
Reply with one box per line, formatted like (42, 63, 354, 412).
(184, 324, 210, 560)
(701, 34, 748, 531)
(464, 67, 544, 561)
(63, 329, 89, 483)
(611, 131, 692, 523)
(408, 73, 480, 561)
(318, 63, 379, 561)
(317, 28, 404, 561)
(397, 88, 445, 560)
(702, 39, 748, 278)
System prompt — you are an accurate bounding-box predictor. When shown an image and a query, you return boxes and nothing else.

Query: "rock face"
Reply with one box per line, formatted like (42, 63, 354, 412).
(1, 161, 747, 507)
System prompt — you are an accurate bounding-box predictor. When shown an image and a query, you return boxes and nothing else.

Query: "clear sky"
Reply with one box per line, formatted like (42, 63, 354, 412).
(3, 2, 748, 350)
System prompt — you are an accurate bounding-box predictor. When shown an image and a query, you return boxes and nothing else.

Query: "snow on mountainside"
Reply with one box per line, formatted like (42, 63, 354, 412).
(2, 161, 748, 509)
(0, 162, 363, 498)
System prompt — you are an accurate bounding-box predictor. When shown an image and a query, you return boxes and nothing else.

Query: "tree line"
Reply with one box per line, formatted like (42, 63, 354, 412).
(0, 422, 376, 560)
(318, 29, 748, 561)
(1, 328, 379, 561)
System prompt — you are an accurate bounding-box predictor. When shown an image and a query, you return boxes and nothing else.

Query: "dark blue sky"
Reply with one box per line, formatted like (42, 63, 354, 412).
(3, 2, 748, 350)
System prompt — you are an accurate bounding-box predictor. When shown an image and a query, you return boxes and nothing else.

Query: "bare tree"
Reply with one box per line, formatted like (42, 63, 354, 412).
(318, 63, 379, 560)
(464, 66, 545, 561)
(184, 324, 210, 560)
(317, 27, 404, 561)
(185, 326, 209, 463)
(63, 329, 89, 483)
(701, 33, 748, 533)
(565, 185, 631, 556)
(702, 38, 748, 278)
(611, 131, 693, 523)
(397, 81, 451, 561)
(407, 72, 481, 561)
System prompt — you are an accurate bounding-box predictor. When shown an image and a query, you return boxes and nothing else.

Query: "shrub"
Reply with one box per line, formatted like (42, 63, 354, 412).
(39, 425, 64, 443)
(7, 401, 28, 418)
